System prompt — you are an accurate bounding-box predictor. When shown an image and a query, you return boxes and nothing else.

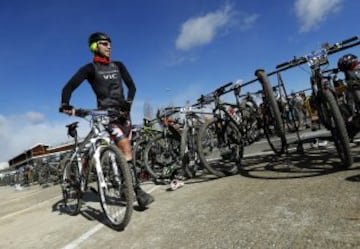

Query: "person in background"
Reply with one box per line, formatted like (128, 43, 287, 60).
(290, 92, 305, 130)
(59, 32, 154, 208)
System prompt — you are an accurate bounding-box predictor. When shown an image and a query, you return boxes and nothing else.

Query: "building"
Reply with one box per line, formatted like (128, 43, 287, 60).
(8, 142, 75, 170)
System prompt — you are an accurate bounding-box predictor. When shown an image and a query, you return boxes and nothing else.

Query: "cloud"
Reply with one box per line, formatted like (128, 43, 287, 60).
(239, 13, 259, 31)
(0, 104, 150, 164)
(26, 111, 45, 124)
(0, 113, 83, 164)
(0, 162, 9, 170)
(176, 4, 235, 51)
(294, 0, 343, 33)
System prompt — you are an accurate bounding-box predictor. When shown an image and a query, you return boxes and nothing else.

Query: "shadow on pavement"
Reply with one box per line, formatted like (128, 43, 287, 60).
(345, 174, 360, 182)
(238, 148, 360, 180)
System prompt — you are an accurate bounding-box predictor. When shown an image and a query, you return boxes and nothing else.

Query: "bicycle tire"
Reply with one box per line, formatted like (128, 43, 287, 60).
(143, 133, 182, 179)
(255, 69, 287, 155)
(61, 158, 81, 216)
(132, 138, 148, 176)
(197, 117, 243, 177)
(132, 140, 144, 168)
(98, 145, 134, 231)
(38, 166, 49, 185)
(180, 126, 197, 178)
(321, 89, 353, 168)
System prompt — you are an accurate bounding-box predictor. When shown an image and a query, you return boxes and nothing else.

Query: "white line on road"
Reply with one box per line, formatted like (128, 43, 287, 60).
(61, 185, 159, 249)
(0, 195, 61, 220)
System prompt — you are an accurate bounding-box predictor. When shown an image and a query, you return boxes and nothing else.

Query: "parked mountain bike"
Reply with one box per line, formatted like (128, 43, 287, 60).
(275, 36, 360, 168)
(196, 82, 243, 177)
(60, 109, 134, 231)
(131, 118, 162, 181)
(254, 70, 287, 155)
(143, 107, 183, 181)
(178, 101, 211, 178)
(232, 89, 262, 145)
(36, 158, 62, 186)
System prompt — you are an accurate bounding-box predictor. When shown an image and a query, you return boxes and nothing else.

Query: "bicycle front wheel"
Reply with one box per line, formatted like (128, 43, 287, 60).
(61, 158, 81, 216)
(320, 89, 353, 168)
(98, 145, 134, 231)
(143, 133, 182, 179)
(255, 69, 287, 155)
(197, 117, 243, 177)
(38, 166, 50, 186)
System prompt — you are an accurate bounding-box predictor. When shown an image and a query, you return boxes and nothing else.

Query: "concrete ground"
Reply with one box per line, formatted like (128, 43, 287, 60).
(0, 130, 359, 249)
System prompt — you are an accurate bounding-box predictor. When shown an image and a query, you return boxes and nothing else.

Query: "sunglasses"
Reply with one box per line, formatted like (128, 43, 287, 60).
(97, 41, 111, 47)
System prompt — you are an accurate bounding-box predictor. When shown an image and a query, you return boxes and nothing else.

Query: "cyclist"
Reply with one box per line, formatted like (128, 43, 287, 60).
(337, 53, 360, 107)
(337, 53, 360, 140)
(59, 32, 154, 208)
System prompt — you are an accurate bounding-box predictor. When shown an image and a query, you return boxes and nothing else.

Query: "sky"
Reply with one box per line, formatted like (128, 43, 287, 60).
(1, 0, 360, 167)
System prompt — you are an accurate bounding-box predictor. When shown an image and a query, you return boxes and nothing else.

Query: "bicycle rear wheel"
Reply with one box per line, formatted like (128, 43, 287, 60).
(143, 133, 182, 179)
(255, 69, 287, 155)
(61, 158, 81, 216)
(180, 126, 202, 178)
(197, 117, 243, 177)
(38, 166, 50, 186)
(98, 145, 134, 231)
(320, 89, 353, 168)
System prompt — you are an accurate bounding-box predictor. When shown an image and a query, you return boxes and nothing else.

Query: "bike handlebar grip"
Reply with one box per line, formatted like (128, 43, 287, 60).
(75, 109, 88, 117)
(216, 81, 232, 91)
(197, 94, 213, 104)
(59, 104, 74, 113)
(339, 36, 358, 45)
(222, 81, 233, 89)
(276, 62, 289, 69)
(214, 81, 233, 95)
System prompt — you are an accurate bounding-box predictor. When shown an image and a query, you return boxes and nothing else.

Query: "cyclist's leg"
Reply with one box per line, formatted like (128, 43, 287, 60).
(109, 120, 154, 208)
(117, 138, 132, 161)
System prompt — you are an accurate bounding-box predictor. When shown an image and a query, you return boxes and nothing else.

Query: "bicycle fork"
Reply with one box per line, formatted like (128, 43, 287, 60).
(93, 146, 108, 190)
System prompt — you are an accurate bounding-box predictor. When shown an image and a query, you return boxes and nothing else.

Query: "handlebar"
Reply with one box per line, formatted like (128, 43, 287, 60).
(327, 36, 358, 52)
(275, 36, 360, 70)
(322, 68, 340, 74)
(74, 109, 109, 118)
(60, 108, 110, 118)
(196, 94, 214, 105)
(214, 81, 233, 95)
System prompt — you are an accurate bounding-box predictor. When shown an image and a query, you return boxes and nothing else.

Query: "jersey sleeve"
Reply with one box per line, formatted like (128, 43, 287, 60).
(61, 63, 93, 105)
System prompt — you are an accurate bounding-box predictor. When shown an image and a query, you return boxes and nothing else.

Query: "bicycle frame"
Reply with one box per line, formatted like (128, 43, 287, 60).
(65, 110, 111, 192)
(61, 109, 134, 230)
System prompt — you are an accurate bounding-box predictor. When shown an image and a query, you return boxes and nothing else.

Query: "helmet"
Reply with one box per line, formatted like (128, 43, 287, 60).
(337, 53, 359, 71)
(88, 32, 111, 46)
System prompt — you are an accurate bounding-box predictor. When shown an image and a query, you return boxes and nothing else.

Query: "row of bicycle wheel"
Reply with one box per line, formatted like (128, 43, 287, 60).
(132, 70, 286, 180)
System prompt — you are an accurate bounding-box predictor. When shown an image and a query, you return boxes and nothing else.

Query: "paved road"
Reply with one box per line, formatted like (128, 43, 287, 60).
(0, 131, 359, 249)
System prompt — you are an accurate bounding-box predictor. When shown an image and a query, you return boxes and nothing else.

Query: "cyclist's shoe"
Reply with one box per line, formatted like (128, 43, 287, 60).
(170, 179, 185, 191)
(135, 187, 154, 208)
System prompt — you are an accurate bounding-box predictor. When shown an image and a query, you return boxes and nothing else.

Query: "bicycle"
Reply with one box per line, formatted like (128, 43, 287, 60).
(275, 36, 360, 168)
(60, 109, 134, 231)
(196, 82, 244, 177)
(36, 158, 62, 186)
(143, 107, 183, 181)
(178, 101, 210, 178)
(231, 89, 262, 145)
(254, 70, 288, 155)
(131, 118, 162, 181)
